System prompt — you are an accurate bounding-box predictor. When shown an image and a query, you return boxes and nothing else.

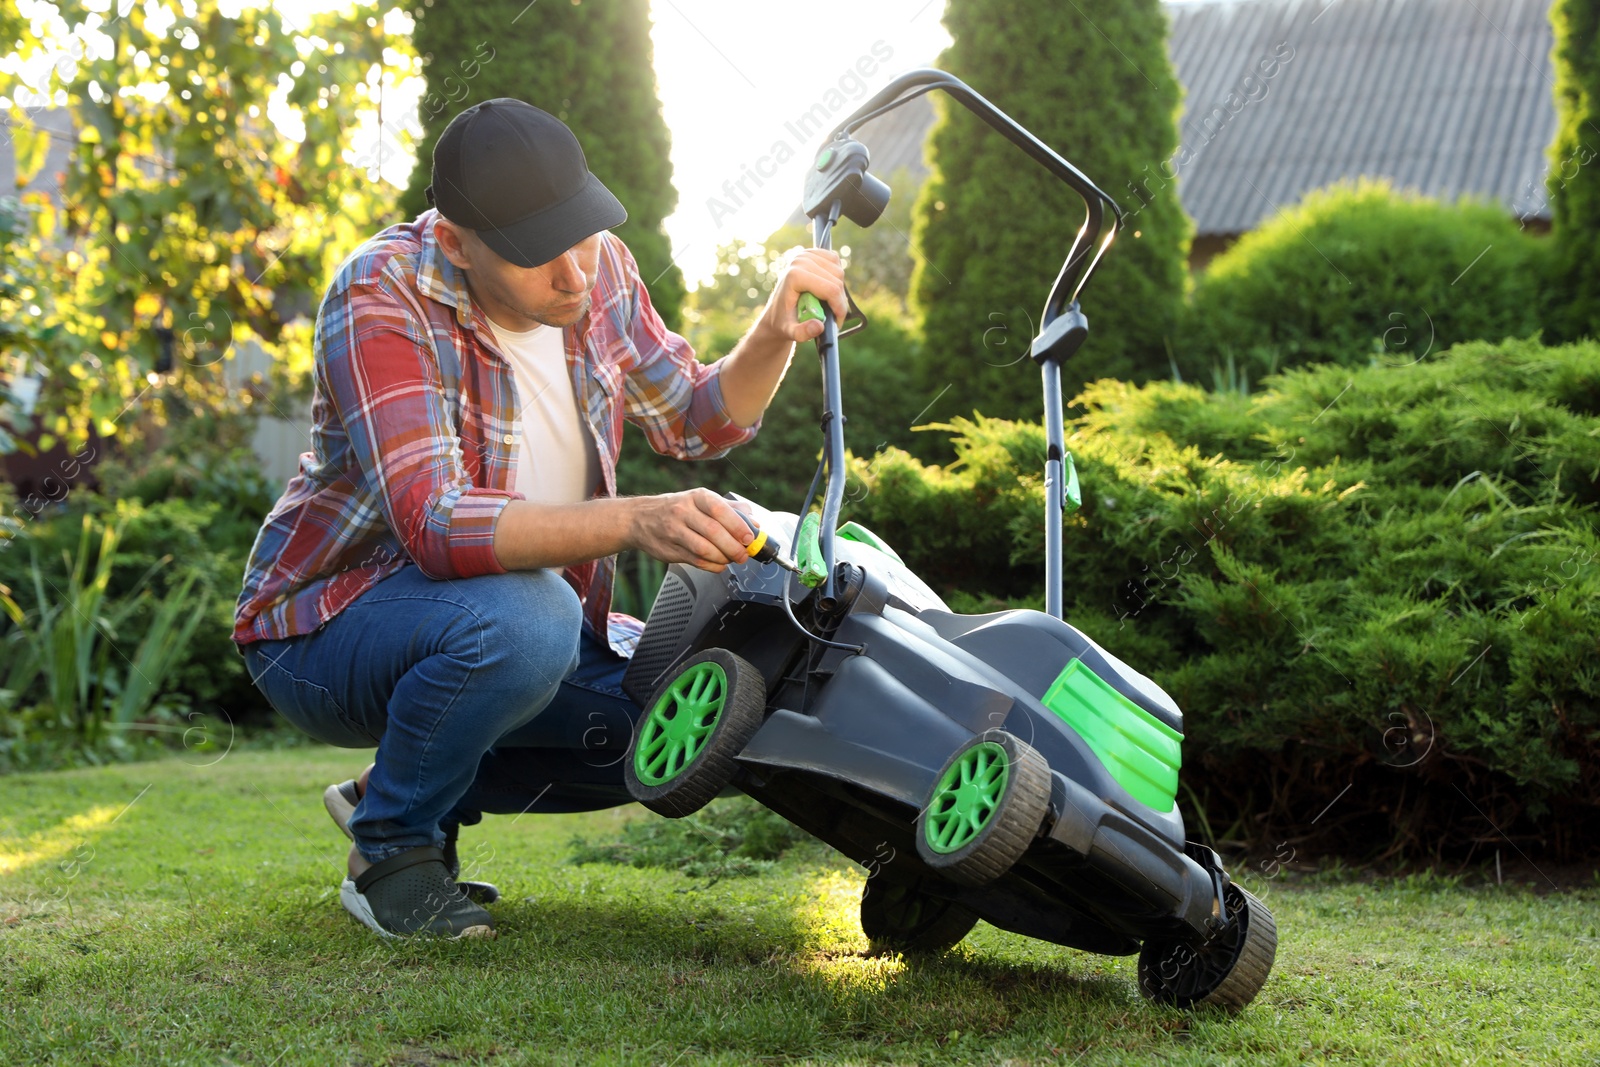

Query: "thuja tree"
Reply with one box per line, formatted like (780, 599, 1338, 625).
(398, 0, 685, 327)
(1548, 0, 1600, 340)
(909, 0, 1189, 428)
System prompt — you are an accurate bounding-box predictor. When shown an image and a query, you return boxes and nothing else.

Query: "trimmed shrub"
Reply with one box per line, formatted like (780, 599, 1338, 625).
(843, 337, 1600, 859)
(1179, 180, 1550, 384)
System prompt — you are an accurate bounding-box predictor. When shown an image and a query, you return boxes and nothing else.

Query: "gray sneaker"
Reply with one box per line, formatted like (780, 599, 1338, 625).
(339, 846, 495, 939)
(324, 772, 501, 905)
(322, 775, 366, 837)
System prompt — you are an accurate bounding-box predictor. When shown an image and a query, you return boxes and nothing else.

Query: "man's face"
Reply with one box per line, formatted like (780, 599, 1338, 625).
(435, 219, 602, 330)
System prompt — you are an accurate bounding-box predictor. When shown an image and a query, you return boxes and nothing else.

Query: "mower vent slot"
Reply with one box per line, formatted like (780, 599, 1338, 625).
(623, 573, 696, 701)
(1041, 659, 1182, 814)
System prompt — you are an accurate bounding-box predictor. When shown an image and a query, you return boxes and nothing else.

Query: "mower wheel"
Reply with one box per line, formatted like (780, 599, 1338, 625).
(1136, 882, 1277, 1012)
(625, 648, 767, 818)
(915, 731, 1051, 886)
(860, 873, 978, 955)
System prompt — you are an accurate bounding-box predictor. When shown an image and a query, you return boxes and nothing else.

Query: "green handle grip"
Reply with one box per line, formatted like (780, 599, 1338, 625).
(796, 292, 826, 325)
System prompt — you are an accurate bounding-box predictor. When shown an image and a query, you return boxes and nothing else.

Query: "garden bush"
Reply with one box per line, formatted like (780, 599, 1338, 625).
(911, 0, 1188, 417)
(1548, 0, 1600, 341)
(0, 490, 265, 750)
(0, 507, 218, 772)
(842, 336, 1600, 860)
(1178, 180, 1551, 386)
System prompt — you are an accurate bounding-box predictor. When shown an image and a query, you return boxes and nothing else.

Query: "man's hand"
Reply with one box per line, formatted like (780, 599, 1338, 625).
(628, 489, 755, 573)
(715, 247, 849, 428)
(758, 247, 848, 344)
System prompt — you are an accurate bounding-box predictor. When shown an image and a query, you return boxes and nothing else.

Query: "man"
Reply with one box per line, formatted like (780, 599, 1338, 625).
(232, 98, 847, 939)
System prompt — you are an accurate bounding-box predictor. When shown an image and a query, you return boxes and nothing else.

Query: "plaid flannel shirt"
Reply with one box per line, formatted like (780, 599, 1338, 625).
(232, 208, 761, 657)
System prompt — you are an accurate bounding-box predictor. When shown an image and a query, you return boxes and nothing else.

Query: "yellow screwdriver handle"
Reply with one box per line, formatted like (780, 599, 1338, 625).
(746, 527, 770, 559)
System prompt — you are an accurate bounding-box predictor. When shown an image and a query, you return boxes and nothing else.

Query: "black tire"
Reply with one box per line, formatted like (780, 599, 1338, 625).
(624, 648, 766, 818)
(914, 731, 1052, 886)
(860, 873, 979, 956)
(1137, 883, 1278, 1012)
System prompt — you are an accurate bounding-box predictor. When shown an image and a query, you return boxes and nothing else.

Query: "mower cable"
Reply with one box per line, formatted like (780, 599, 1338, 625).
(777, 572, 864, 654)
(774, 206, 863, 655)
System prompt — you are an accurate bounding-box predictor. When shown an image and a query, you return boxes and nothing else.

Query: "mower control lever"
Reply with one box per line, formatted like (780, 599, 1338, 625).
(796, 288, 867, 337)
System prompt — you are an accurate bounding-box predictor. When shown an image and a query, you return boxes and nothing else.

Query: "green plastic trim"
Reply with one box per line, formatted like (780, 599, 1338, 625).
(633, 661, 727, 785)
(1063, 450, 1082, 511)
(1040, 659, 1182, 812)
(796, 292, 826, 324)
(924, 741, 1010, 853)
(795, 512, 828, 588)
(836, 520, 904, 564)
(815, 147, 834, 171)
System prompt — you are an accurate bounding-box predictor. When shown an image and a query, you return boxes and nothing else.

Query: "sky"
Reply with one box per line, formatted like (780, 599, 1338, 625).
(646, 0, 953, 284)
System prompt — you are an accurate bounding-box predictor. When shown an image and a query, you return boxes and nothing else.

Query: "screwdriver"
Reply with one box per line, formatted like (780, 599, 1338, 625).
(738, 514, 801, 575)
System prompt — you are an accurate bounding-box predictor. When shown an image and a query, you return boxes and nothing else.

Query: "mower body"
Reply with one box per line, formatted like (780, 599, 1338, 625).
(621, 496, 1229, 954)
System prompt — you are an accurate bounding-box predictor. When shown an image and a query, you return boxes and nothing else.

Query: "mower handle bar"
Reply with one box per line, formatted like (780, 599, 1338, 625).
(802, 69, 1121, 615)
(832, 68, 1124, 327)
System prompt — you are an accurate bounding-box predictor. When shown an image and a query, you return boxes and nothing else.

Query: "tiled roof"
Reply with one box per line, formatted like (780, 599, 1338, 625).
(803, 0, 1557, 236)
(850, 91, 937, 186)
(1168, 0, 1557, 234)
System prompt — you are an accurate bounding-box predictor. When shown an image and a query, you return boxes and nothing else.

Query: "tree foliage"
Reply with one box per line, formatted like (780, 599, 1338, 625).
(0, 0, 410, 458)
(909, 0, 1189, 429)
(397, 0, 685, 328)
(1548, 0, 1600, 341)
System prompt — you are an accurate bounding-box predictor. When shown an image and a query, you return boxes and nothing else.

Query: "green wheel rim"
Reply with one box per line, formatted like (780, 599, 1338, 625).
(634, 661, 728, 786)
(924, 742, 1010, 853)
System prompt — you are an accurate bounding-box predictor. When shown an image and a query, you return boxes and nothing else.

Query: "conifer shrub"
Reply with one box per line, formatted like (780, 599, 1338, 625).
(843, 337, 1600, 859)
(1179, 181, 1549, 385)
(1547, 0, 1600, 341)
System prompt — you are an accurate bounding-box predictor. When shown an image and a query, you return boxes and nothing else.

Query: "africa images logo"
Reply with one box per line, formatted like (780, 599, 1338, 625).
(705, 41, 896, 228)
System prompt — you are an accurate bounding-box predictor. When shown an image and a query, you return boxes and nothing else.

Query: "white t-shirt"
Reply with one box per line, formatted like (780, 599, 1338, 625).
(483, 317, 601, 507)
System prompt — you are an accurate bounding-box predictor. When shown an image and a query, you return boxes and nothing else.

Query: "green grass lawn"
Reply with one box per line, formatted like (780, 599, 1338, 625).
(2, 746, 1596, 1066)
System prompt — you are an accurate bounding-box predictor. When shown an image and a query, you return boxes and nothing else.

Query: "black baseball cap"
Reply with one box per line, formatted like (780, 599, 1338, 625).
(426, 98, 628, 269)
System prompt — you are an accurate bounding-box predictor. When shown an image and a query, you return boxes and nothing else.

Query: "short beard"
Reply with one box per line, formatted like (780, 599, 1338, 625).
(530, 296, 590, 328)
(464, 271, 589, 330)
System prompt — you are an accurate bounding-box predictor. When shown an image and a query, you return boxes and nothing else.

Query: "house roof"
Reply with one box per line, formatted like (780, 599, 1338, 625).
(1168, 0, 1556, 235)
(800, 0, 1557, 236)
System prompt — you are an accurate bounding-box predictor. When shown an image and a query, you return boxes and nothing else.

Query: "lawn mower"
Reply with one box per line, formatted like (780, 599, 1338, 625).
(620, 68, 1276, 1011)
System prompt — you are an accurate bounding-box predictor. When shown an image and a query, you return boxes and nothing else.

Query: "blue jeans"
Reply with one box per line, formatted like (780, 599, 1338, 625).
(241, 565, 643, 864)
